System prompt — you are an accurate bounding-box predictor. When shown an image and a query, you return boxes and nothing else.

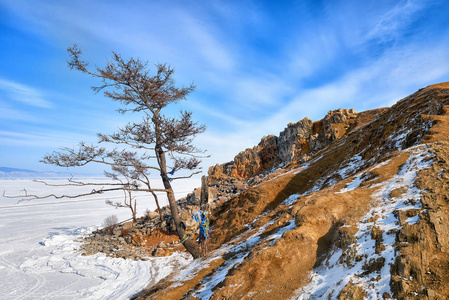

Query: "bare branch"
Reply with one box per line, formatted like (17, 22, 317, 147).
(4, 186, 128, 202)
(41, 142, 161, 172)
(32, 177, 137, 188)
(67, 44, 89, 72)
(106, 200, 129, 208)
(169, 171, 202, 181)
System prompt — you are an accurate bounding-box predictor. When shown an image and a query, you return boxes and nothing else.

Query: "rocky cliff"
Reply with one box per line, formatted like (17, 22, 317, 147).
(134, 82, 449, 299)
(208, 107, 387, 181)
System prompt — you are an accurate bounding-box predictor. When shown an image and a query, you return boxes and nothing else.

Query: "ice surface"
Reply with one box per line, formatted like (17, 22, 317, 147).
(0, 177, 198, 299)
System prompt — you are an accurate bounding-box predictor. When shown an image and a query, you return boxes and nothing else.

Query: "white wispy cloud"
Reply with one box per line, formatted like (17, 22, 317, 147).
(232, 75, 294, 108)
(0, 78, 52, 108)
(383, 45, 449, 88)
(0, 129, 97, 148)
(187, 99, 249, 128)
(197, 128, 265, 166)
(178, 11, 236, 73)
(270, 37, 449, 127)
(0, 0, 242, 93)
(286, 27, 341, 80)
(0, 103, 42, 122)
(366, 0, 426, 43)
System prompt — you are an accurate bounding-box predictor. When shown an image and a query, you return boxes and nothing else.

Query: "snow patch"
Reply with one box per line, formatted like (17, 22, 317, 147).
(336, 175, 364, 193)
(336, 158, 393, 194)
(337, 155, 363, 178)
(311, 153, 365, 192)
(393, 128, 412, 150)
(405, 214, 421, 225)
(282, 193, 303, 205)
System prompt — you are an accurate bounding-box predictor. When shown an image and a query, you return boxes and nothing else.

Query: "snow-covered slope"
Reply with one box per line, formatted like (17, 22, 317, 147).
(136, 82, 449, 299)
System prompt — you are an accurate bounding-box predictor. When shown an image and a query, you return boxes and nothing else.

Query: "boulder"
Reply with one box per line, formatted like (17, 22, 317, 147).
(186, 188, 201, 205)
(147, 211, 159, 220)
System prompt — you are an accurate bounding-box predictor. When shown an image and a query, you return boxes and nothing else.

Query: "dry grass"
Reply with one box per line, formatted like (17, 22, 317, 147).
(135, 83, 449, 299)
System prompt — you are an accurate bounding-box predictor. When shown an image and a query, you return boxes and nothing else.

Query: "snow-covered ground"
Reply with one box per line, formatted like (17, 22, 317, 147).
(0, 177, 199, 300)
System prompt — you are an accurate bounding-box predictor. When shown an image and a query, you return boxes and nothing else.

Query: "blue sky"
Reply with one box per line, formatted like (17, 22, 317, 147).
(1, 0, 449, 175)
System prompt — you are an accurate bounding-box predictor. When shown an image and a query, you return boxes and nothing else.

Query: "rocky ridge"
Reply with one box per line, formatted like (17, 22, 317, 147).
(134, 82, 449, 299)
(208, 107, 387, 181)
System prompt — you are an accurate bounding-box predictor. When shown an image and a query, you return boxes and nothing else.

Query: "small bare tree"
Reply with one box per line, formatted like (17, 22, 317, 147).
(103, 214, 119, 234)
(105, 174, 138, 222)
(33, 45, 206, 258)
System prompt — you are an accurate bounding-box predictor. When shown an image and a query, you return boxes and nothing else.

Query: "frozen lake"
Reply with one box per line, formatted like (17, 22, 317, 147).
(0, 177, 199, 299)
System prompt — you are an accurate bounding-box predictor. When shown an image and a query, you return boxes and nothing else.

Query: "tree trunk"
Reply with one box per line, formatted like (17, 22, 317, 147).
(155, 145, 203, 258)
(131, 203, 136, 222)
(200, 175, 208, 211)
(132, 199, 136, 222)
(149, 190, 164, 223)
(163, 172, 203, 258)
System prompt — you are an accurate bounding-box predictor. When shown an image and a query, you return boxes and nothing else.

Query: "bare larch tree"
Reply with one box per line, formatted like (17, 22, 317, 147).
(42, 45, 206, 258)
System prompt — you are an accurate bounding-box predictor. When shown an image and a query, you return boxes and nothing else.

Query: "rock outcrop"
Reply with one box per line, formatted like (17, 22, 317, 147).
(79, 216, 182, 259)
(208, 108, 385, 181)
